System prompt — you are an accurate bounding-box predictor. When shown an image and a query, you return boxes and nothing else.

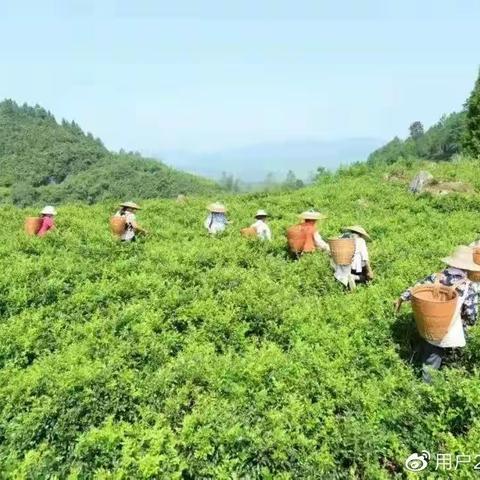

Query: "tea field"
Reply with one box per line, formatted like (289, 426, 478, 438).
(1, 158, 480, 478)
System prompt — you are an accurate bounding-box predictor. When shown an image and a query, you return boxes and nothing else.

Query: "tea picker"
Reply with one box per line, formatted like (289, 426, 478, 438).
(286, 210, 330, 255)
(25, 205, 57, 236)
(111, 202, 147, 242)
(331, 226, 373, 290)
(395, 246, 480, 383)
(24, 205, 57, 237)
(241, 210, 272, 241)
(204, 202, 230, 235)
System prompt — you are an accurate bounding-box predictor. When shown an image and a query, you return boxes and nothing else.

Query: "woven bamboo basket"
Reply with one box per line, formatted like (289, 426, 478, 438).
(474, 247, 480, 265)
(468, 271, 480, 282)
(110, 217, 126, 235)
(468, 248, 480, 281)
(328, 238, 355, 265)
(286, 224, 306, 253)
(411, 279, 458, 342)
(240, 227, 257, 238)
(24, 217, 42, 236)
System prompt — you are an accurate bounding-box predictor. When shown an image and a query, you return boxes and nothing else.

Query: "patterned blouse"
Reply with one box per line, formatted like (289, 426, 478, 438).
(204, 213, 229, 234)
(401, 267, 479, 325)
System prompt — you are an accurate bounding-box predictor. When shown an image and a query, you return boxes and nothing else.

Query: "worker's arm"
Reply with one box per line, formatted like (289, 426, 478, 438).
(131, 221, 147, 235)
(394, 298, 404, 314)
(365, 261, 374, 280)
(394, 273, 437, 313)
(314, 232, 330, 252)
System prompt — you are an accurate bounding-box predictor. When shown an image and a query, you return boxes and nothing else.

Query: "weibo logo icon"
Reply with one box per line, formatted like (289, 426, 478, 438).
(405, 451, 430, 472)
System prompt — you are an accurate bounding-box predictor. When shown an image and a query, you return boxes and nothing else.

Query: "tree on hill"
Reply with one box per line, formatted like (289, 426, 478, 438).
(463, 68, 480, 158)
(409, 121, 424, 140)
(367, 112, 466, 165)
(312, 166, 331, 182)
(220, 172, 241, 192)
(367, 136, 404, 165)
(0, 99, 219, 206)
(283, 170, 304, 190)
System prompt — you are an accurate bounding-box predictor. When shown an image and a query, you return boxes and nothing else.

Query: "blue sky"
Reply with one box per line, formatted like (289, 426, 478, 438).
(1, 0, 479, 153)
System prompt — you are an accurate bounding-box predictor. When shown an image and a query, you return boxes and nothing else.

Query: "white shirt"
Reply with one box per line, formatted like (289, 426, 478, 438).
(115, 210, 136, 241)
(429, 283, 468, 348)
(351, 236, 369, 273)
(204, 213, 228, 234)
(251, 219, 272, 241)
(333, 235, 369, 286)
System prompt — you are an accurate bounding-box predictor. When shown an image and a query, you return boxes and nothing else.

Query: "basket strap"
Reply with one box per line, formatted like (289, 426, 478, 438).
(432, 273, 442, 299)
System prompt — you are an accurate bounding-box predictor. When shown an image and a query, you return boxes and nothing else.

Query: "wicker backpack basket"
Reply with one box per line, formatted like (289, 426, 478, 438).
(241, 227, 257, 238)
(328, 238, 355, 265)
(411, 275, 459, 342)
(287, 224, 316, 254)
(24, 217, 42, 236)
(474, 247, 480, 266)
(110, 217, 126, 236)
(469, 248, 480, 282)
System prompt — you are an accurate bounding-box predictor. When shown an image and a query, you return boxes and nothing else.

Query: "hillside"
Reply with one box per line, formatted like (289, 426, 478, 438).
(367, 111, 466, 166)
(0, 100, 219, 206)
(1, 156, 480, 477)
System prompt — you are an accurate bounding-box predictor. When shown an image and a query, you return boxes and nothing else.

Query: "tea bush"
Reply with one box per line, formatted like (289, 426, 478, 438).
(1, 158, 480, 478)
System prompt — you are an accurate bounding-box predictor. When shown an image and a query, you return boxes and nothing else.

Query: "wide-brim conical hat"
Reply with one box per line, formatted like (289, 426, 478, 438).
(207, 202, 227, 213)
(299, 211, 326, 221)
(41, 206, 57, 215)
(255, 209, 268, 218)
(120, 201, 141, 210)
(342, 225, 371, 240)
(442, 246, 480, 272)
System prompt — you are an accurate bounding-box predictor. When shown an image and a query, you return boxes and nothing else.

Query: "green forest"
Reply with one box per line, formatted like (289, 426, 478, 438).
(367, 71, 480, 166)
(0, 100, 219, 207)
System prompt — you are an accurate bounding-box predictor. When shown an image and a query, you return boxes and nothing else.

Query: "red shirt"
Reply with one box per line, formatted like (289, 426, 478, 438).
(37, 216, 55, 236)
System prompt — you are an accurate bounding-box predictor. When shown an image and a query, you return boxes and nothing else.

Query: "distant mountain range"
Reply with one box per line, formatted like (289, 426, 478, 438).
(152, 138, 384, 182)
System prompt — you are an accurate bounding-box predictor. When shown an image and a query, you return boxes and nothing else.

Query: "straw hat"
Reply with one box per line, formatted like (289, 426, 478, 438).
(300, 210, 326, 221)
(441, 246, 480, 272)
(120, 201, 141, 210)
(40, 205, 57, 216)
(342, 225, 371, 240)
(207, 202, 227, 213)
(255, 209, 268, 218)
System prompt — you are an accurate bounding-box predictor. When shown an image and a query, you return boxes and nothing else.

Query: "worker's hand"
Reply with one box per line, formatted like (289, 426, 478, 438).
(366, 269, 374, 280)
(394, 298, 403, 314)
(134, 224, 147, 235)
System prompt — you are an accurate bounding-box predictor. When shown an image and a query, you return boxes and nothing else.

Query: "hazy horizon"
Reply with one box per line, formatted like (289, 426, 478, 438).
(1, 1, 479, 166)
(149, 136, 385, 181)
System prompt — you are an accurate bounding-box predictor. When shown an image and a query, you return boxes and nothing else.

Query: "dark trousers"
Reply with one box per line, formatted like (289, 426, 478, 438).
(420, 340, 445, 383)
(352, 267, 369, 285)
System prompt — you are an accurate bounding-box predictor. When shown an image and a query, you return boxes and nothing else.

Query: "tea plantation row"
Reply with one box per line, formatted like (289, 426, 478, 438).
(1, 158, 480, 478)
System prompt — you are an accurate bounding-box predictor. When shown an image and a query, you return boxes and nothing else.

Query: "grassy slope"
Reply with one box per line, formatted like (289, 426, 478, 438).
(1, 158, 480, 478)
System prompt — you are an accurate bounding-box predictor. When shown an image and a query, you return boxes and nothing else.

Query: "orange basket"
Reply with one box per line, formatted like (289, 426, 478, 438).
(24, 217, 42, 236)
(411, 279, 458, 341)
